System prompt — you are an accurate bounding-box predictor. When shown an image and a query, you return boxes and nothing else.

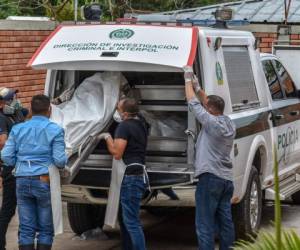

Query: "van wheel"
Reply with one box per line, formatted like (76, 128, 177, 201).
(232, 166, 262, 240)
(67, 203, 106, 235)
(292, 190, 300, 204)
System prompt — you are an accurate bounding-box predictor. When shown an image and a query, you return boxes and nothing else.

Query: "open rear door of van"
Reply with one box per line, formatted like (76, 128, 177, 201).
(28, 24, 198, 72)
(28, 24, 198, 185)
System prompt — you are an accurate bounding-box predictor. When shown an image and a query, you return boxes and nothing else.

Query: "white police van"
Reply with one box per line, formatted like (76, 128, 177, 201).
(28, 21, 300, 239)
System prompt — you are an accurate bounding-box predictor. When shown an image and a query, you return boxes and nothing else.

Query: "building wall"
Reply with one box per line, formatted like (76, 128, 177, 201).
(0, 20, 56, 107)
(254, 32, 277, 53)
(0, 21, 299, 107)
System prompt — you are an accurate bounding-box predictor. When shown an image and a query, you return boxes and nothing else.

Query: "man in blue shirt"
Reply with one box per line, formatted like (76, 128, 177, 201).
(1, 95, 67, 250)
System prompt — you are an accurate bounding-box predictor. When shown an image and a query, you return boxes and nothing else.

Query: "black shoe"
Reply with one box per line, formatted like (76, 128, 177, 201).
(37, 244, 52, 250)
(19, 245, 34, 250)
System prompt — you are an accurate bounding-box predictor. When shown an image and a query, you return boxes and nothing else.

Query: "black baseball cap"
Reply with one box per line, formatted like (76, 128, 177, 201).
(0, 87, 18, 101)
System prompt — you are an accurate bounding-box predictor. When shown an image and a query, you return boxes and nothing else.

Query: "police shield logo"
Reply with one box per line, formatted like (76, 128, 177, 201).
(109, 29, 134, 40)
(216, 62, 224, 85)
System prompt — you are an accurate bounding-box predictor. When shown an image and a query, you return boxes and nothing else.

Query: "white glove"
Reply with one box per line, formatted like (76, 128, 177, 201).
(192, 75, 201, 93)
(52, 87, 74, 105)
(183, 65, 194, 83)
(102, 132, 112, 140)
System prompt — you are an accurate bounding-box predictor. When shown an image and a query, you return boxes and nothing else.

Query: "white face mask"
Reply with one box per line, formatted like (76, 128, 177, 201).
(3, 98, 23, 115)
(3, 104, 15, 115)
(113, 110, 123, 123)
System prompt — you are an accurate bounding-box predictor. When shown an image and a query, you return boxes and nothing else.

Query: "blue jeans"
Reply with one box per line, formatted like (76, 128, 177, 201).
(16, 177, 54, 246)
(119, 175, 147, 250)
(195, 173, 235, 250)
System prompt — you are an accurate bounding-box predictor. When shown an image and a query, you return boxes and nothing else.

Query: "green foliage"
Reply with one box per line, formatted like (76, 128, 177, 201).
(0, 0, 45, 19)
(274, 145, 282, 249)
(235, 146, 300, 249)
(0, 0, 232, 20)
(234, 230, 300, 250)
(104, 0, 229, 20)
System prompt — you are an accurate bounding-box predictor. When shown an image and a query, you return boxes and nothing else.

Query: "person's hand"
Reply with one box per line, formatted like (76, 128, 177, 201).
(51, 97, 61, 105)
(52, 88, 74, 105)
(60, 166, 71, 178)
(183, 66, 194, 83)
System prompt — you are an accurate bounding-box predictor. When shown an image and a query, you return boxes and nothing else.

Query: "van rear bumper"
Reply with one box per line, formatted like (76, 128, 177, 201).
(71, 168, 193, 188)
(61, 184, 197, 207)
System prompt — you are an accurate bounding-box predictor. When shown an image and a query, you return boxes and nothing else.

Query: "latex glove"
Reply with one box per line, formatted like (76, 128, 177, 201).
(192, 75, 201, 93)
(102, 132, 112, 140)
(183, 65, 194, 83)
(52, 87, 74, 105)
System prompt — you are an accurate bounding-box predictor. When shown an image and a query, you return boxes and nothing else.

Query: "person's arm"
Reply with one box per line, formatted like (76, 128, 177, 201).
(0, 133, 7, 188)
(1, 129, 17, 167)
(52, 128, 68, 168)
(0, 117, 9, 149)
(183, 67, 214, 125)
(0, 118, 9, 188)
(185, 79, 208, 104)
(0, 134, 7, 150)
(105, 135, 127, 160)
(104, 122, 129, 160)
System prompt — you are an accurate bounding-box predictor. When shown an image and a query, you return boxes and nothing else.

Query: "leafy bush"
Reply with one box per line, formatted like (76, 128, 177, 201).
(235, 146, 300, 250)
(234, 230, 300, 250)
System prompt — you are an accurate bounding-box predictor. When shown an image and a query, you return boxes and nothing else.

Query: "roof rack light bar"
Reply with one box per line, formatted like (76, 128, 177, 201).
(62, 19, 249, 27)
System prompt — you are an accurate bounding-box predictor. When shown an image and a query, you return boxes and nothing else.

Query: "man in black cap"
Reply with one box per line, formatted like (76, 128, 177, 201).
(0, 87, 27, 250)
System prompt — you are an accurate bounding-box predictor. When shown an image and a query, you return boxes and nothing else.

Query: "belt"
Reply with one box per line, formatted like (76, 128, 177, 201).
(125, 164, 144, 176)
(17, 174, 50, 183)
(125, 172, 144, 176)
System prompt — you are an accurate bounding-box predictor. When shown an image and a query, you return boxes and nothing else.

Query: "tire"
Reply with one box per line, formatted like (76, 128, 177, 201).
(67, 203, 106, 235)
(292, 190, 300, 205)
(232, 166, 262, 240)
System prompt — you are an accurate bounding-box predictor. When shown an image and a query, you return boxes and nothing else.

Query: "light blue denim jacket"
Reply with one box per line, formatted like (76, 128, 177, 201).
(1, 115, 67, 177)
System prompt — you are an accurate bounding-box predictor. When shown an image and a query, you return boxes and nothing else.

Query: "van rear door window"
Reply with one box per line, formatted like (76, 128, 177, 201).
(223, 46, 259, 110)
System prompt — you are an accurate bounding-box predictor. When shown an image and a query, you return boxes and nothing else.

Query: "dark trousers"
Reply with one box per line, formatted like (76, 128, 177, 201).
(119, 175, 147, 250)
(195, 173, 235, 250)
(0, 169, 17, 250)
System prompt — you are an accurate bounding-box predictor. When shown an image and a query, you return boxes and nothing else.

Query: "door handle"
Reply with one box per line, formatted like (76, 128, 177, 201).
(274, 114, 284, 120)
(289, 111, 299, 116)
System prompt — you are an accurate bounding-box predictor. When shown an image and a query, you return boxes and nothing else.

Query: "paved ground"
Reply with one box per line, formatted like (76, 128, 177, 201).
(4, 201, 300, 250)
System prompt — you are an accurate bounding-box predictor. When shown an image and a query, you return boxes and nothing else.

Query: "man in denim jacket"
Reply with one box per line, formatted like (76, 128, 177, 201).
(1, 95, 67, 250)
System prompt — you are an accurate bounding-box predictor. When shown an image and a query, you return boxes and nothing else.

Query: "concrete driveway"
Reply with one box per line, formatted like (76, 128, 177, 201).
(4, 201, 300, 250)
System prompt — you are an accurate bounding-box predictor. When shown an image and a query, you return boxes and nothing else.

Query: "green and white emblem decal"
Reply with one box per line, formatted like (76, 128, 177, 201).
(109, 29, 134, 40)
(216, 61, 224, 85)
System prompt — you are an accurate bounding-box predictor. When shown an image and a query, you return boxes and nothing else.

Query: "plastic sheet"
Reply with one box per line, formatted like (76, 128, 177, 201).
(141, 111, 186, 138)
(51, 72, 126, 156)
